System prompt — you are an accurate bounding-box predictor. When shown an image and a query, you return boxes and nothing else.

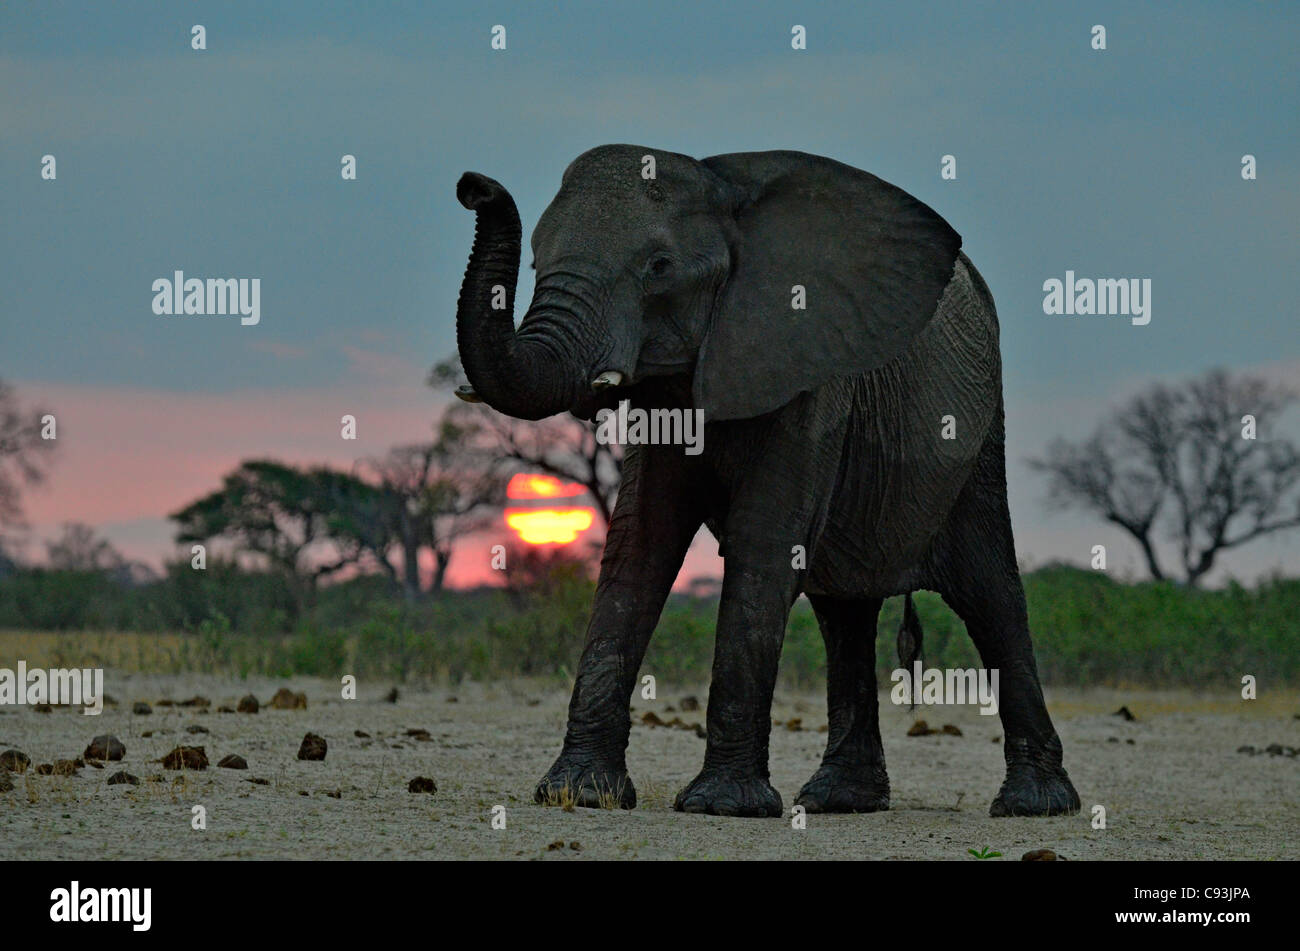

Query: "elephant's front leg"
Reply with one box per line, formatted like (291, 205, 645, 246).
(673, 390, 848, 818)
(673, 563, 800, 817)
(535, 443, 703, 809)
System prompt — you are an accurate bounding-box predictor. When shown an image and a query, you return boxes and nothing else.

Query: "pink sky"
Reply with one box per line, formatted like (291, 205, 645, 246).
(10, 379, 723, 589)
(9, 363, 1298, 589)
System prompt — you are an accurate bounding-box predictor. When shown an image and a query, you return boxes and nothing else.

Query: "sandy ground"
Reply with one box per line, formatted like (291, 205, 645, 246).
(1, 673, 1296, 860)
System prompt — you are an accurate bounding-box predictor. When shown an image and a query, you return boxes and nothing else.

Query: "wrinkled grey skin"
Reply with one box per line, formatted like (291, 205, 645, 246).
(453, 145, 1080, 818)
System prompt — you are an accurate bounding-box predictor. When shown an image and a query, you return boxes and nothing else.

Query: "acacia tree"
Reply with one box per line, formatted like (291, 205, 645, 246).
(1030, 369, 1300, 586)
(170, 460, 385, 609)
(429, 357, 623, 526)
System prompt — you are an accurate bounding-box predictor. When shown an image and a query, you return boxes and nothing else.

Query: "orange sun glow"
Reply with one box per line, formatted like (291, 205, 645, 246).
(504, 473, 594, 545)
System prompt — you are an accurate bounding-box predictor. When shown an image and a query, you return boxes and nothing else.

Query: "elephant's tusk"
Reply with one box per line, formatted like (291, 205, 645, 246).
(454, 385, 484, 403)
(591, 370, 623, 391)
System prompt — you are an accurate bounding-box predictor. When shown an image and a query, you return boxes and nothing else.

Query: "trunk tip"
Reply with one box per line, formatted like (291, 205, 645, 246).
(457, 172, 509, 211)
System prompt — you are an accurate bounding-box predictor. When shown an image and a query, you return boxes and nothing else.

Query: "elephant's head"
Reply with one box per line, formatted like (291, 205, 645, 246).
(453, 145, 961, 422)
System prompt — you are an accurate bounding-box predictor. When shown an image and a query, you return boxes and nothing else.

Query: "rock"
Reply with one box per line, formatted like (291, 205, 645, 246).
(179, 696, 210, 708)
(404, 728, 431, 739)
(83, 735, 126, 761)
(185, 725, 209, 734)
(0, 772, 12, 792)
(408, 776, 437, 794)
(640, 711, 666, 727)
(297, 733, 327, 761)
(1237, 745, 1257, 754)
(132, 701, 152, 715)
(155, 699, 175, 707)
(35, 763, 53, 775)
(237, 694, 259, 713)
(106, 771, 139, 786)
(268, 687, 307, 710)
(33, 703, 53, 713)
(50, 759, 80, 776)
(217, 706, 236, 714)
(569, 841, 582, 852)
(907, 720, 937, 737)
(1022, 849, 1060, 861)
(354, 730, 371, 738)
(1112, 705, 1136, 721)
(446, 696, 458, 703)
(384, 687, 399, 703)
(141, 730, 155, 738)
(942, 724, 963, 736)
(86, 760, 103, 769)
(245, 777, 269, 785)
(785, 717, 803, 732)
(679, 696, 700, 712)
(0, 749, 31, 773)
(217, 754, 247, 770)
(160, 746, 209, 770)
(323, 789, 341, 799)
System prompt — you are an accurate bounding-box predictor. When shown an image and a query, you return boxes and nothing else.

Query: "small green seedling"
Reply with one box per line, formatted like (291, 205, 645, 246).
(968, 846, 1002, 860)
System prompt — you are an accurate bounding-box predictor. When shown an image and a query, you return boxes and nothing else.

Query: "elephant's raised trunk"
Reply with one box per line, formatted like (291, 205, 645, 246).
(454, 172, 580, 421)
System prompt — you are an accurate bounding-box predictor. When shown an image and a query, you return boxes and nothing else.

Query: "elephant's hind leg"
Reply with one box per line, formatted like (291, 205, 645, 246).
(795, 595, 890, 813)
(931, 445, 1080, 817)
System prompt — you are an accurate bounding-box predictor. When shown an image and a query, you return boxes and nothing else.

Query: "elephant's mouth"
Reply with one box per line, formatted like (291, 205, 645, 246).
(635, 356, 694, 375)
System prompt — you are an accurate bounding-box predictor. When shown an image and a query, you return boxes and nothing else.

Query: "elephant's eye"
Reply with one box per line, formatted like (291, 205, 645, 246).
(647, 256, 673, 278)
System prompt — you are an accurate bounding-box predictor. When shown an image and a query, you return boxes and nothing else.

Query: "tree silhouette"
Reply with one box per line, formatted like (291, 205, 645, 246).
(1030, 369, 1300, 586)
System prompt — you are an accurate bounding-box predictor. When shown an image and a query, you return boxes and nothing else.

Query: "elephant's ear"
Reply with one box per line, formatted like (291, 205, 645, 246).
(696, 151, 961, 420)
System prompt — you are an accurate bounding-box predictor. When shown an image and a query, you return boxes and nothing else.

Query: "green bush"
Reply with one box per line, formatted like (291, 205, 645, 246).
(1, 561, 1296, 688)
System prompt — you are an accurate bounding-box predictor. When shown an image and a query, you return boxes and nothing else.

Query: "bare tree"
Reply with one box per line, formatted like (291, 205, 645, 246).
(429, 357, 623, 526)
(359, 415, 506, 597)
(46, 522, 125, 572)
(0, 380, 56, 530)
(44, 521, 156, 585)
(1030, 369, 1300, 586)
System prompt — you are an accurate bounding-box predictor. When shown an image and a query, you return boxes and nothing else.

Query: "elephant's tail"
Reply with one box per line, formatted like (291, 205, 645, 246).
(897, 593, 923, 709)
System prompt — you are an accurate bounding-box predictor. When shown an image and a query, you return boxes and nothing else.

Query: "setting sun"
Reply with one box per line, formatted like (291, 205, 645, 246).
(504, 473, 594, 545)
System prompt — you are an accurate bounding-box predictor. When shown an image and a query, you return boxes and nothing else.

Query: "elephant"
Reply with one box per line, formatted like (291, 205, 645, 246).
(451, 144, 1081, 819)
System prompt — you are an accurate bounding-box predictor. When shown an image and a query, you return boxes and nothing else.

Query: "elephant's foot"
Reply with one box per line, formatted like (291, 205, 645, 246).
(535, 757, 635, 810)
(795, 761, 890, 814)
(989, 738, 1080, 817)
(674, 769, 783, 818)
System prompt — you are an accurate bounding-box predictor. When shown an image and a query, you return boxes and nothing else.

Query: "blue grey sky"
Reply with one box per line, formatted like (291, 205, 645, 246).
(1, 1, 1296, 583)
